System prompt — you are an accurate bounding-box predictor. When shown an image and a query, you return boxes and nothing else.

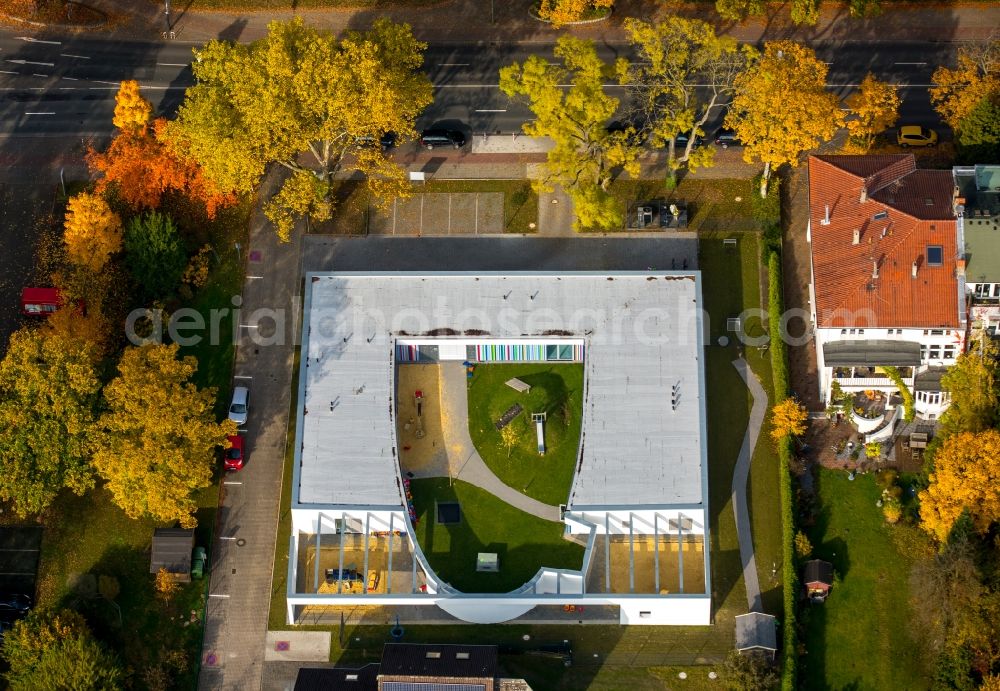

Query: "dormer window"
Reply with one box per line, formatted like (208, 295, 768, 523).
(873, 211, 889, 221)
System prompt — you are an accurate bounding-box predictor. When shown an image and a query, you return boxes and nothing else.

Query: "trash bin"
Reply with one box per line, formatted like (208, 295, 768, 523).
(191, 546, 207, 580)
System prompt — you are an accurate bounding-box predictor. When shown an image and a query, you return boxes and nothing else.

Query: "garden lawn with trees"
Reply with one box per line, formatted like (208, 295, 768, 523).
(467, 363, 584, 506)
(409, 478, 584, 593)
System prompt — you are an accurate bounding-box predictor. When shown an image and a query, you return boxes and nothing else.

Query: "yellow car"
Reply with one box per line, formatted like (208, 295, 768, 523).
(896, 125, 938, 147)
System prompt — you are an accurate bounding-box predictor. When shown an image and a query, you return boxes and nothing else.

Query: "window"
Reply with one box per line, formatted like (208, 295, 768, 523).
(345, 675, 359, 682)
(841, 329, 847, 335)
(927, 245, 944, 266)
(994, 284, 1000, 298)
(455, 652, 471, 660)
(639, 611, 652, 618)
(944, 345, 957, 359)
(925, 198, 935, 206)
(858, 329, 865, 335)
(920, 346, 928, 359)
(929, 345, 942, 359)
(425, 652, 442, 659)
(931, 329, 944, 335)
(874, 211, 889, 220)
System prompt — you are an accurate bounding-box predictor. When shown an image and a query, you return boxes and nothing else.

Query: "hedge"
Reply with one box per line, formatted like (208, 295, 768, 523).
(767, 250, 798, 690)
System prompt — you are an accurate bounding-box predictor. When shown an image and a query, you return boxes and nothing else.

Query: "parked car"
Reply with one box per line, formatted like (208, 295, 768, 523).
(896, 125, 938, 147)
(224, 434, 245, 471)
(419, 129, 466, 149)
(0, 594, 31, 616)
(228, 386, 249, 426)
(674, 131, 704, 149)
(714, 127, 741, 148)
(355, 131, 397, 150)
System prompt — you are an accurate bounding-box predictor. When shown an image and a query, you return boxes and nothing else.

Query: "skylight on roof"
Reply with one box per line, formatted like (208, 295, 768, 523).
(873, 211, 889, 221)
(927, 245, 944, 266)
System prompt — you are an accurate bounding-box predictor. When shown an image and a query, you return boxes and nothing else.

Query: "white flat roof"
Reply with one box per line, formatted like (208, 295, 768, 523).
(295, 272, 708, 508)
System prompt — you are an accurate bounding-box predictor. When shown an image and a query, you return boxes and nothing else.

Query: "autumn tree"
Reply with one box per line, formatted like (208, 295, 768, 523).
(716, 0, 818, 26)
(62, 192, 122, 273)
(499, 425, 518, 459)
(123, 211, 188, 300)
(919, 430, 1000, 542)
(930, 39, 999, 132)
(616, 18, 752, 188)
(88, 117, 235, 220)
(770, 397, 808, 442)
(956, 94, 1000, 165)
(537, 0, 612, 28)
(721, 649, 778, 690)
(500, 36, 641, 231)
(939, 337, 1000, 437)
(0, 329, 100, 517)
(167, 17, 433, 241)
(92, 343, 236, 528)
(726, 41, 845, 197)
(794, 531, 812, 560)
(112, 79, 152, 134)
(2, 608, 124, 691)
(844, 74, 901, 153)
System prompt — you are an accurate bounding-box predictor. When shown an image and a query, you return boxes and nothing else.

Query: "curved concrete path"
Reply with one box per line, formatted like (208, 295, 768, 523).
(434, 362, 561, 522)
(731, 358, 768, 613)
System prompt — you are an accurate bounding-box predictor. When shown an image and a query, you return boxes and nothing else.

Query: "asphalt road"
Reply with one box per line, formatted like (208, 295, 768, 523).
(0, 32, 960, 139)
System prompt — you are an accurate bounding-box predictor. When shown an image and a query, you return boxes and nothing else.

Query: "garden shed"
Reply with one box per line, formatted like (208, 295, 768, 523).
(150, 528, 195, 583)
(735, 612, 777, 660)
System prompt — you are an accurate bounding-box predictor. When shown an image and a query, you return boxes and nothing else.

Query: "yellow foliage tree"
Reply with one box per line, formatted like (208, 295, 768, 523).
(537, 0, 613, 28)
(919, 429, 1000, 542)
(726, 41, 845, 197)
(155, 567, 179, 600)
(930, 40, 1000, 131)
(770, 397, 808, 442)
(63, 192, 122, 272)
(112, 79, 153, 134)
(499, 425, 518, 458)
(93, 343, 236, 528)
(845, 73, 901, 153)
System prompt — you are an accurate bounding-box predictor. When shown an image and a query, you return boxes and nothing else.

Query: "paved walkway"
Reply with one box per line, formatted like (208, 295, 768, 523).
(730, 358, 768, 613)
(82, 0, 1000, 45)
(198, 168, 302, 691)
(437, 362, 562, 521)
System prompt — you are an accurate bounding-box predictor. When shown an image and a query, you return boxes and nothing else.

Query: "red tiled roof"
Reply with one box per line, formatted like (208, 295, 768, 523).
(809, 155, 960, 328)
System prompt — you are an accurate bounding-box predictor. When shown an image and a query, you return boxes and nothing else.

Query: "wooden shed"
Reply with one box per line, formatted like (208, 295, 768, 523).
(803, 559, 835, 602)
(150, 528, 195, 583)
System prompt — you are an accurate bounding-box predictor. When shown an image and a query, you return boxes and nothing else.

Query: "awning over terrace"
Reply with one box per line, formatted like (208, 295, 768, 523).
(823, 340, 922, 367)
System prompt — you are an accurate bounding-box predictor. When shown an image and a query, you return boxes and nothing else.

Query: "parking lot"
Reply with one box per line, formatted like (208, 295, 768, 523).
(368, 192, 504, 235)
(0, 527, 42, 597)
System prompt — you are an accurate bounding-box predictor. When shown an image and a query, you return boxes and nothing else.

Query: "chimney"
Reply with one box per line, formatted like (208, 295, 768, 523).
(873, 260, 879, 279)
(860, 187, 868, 204)
(956, 258, 966, 277)
(852, 229, 860, 245)
(821, 205, 831, 226)
(912, 261, 918, 278)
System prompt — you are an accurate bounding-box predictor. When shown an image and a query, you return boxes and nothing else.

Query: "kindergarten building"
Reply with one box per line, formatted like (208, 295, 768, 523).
(285, 271, 713, 626)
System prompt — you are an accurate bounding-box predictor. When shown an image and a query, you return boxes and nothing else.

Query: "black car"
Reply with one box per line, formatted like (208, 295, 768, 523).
(419, 129, 466, 149)
(675, 132, 704, 149)
(355, 131, 397, 151)
(714, 127, 742, 148)
(0, 593, 31, 616)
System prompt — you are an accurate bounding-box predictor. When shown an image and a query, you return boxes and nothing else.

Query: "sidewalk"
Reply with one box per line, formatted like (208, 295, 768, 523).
(87, 0, 1000, 45)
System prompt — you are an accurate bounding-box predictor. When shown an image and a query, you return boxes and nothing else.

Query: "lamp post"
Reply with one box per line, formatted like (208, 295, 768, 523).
(163, 0, 172, 39)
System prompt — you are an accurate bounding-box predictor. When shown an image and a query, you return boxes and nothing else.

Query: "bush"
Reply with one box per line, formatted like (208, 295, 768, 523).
(875, 469, 898, 490)
(883, 497, 903, 524)
(124, 211, 187, 300)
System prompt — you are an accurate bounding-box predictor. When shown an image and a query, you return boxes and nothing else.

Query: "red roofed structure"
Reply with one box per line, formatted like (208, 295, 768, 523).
(807, 155, 965, 431)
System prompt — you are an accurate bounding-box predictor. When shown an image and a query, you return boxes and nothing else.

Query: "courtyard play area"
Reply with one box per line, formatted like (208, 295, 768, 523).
(396, 361, 584, 592)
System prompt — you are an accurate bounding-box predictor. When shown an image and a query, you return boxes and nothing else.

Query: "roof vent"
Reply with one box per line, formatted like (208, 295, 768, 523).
(912, 261, 918, 278)
(852, 229, 860, 245)
(820, 204, 831, 226)
(860, 187, 868, 204)
(872, 260, 879, 280)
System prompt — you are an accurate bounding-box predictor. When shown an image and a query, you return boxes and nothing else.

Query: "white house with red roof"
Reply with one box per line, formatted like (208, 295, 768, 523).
(807, 154, 966, 432)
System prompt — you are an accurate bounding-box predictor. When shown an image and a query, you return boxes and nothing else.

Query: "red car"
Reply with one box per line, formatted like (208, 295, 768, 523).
(224, 434, 245, 471)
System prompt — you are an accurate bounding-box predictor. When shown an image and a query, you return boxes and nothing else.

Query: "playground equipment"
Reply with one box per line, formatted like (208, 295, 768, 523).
(414, 390, 426, 439)
(532, 412, 546, 455)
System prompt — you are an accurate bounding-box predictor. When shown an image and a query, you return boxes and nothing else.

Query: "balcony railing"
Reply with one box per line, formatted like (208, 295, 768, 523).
(833, 377, 913, 388)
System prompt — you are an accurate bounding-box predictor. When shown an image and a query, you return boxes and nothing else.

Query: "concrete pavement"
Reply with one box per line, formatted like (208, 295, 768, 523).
(730, 358, 768, 614)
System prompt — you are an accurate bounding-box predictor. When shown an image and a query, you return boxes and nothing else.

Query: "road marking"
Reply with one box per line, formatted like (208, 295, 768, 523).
(16, 36, 61, 45)
(439, 62, 470, 66)
(157, 62, 189, 67)
(25, 112, 55, 115)
(0, 70, 18, 74)
(246, 275, 264, 279)
(60, 54, 90, 59)
(475, 108, 507, 112)
(6, 59, 55, 67)
(220, 536, 239, 540)
(895, 62, 927, 66)
(223, 481, 242, 486)
(208, 593, 230, 599)
(240, 324, 259, 329)
(233, 375, 253, 379)
(32, 74, 48, 78)
(62, 76, 79, 81)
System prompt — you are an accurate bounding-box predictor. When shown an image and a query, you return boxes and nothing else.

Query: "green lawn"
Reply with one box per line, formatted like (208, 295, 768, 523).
(699, 231, 783, 617)
(409, 478, 584, 593)
(467, 363, 583, 505)
(608, 178, 767, 233)
(800, 469, 933, 689)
